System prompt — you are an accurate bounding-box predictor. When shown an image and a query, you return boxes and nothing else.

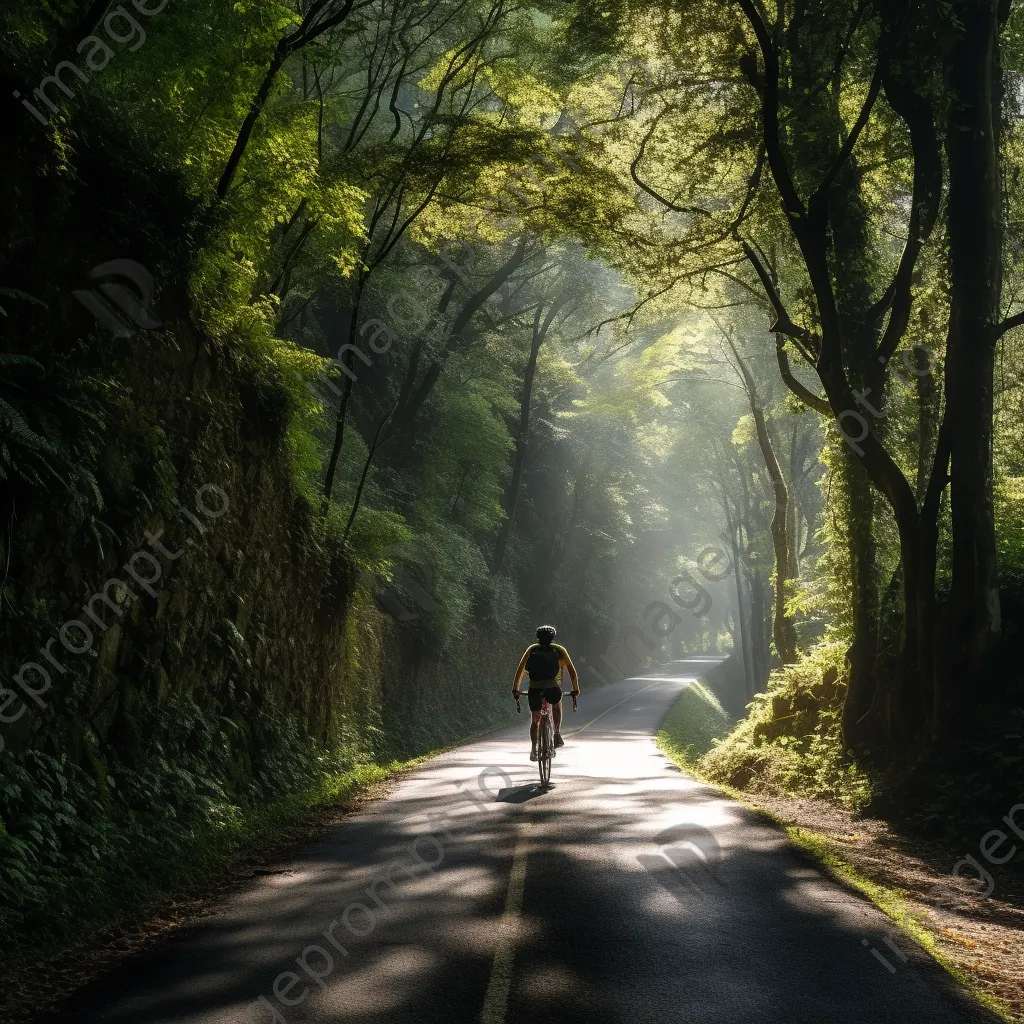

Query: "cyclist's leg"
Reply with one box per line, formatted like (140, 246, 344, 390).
(527, 689, 544, 758)
(548, 687, 564, 743)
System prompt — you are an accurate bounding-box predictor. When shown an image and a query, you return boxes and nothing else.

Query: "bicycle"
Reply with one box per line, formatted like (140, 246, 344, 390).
(515, 689, 578, 786)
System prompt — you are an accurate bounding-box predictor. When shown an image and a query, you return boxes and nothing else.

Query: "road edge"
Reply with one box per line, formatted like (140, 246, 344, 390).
(655, 678, 1016, 1024)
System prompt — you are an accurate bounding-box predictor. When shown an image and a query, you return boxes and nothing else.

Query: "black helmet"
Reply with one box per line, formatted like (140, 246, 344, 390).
(536, 624, 557, 644)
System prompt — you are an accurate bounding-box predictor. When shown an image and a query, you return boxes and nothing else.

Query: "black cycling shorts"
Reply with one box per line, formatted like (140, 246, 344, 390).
(527, 686, 562, 712)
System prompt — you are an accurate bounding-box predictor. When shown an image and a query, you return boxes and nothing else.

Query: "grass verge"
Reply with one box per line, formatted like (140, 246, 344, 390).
(655, 676, 731, 766)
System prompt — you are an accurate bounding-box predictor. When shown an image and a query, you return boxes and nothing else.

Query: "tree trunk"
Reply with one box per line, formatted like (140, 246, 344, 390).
(449, 464, 472, 518)
(939, 0, 1004, 734)
(492, 292, 567, 574)
(725, 500, 756, 698)
(343, 401, 399, 539)
(492, 311, 545, 574)
(729, 340, 797, 664)
(382, 238, 531, 450)
(214, 0, 360, 202)
(916, 345, 940, 495)
(536, 473, 582, 613)
(737, 470, 770, 691)
(448, 236, 529, 340)
(840, 452, 881, 751)
(749, 568, 770, 687)
(323, 284, 365, 501)
(323, 375, 353, 504)
(217, 39, 291, 201)
(54, 0, 116, 69)
(786, 426, 801, 580)
(738, 0, 949, 760)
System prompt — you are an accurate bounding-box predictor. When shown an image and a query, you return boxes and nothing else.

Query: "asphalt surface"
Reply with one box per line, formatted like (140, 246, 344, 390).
(43, 658, 998, 1024)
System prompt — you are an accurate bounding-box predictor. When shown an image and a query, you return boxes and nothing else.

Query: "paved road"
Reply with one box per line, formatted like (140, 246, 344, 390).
(45, 658, 996, 1024)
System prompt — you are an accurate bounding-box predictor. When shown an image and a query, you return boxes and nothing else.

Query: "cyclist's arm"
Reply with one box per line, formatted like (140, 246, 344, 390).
(512, 647, 532, 693)
(560, 649, 580, 694)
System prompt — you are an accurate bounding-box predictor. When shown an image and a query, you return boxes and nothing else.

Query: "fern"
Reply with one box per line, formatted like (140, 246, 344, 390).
(0, 309, 107, 515)
(0, 289, 46, 317)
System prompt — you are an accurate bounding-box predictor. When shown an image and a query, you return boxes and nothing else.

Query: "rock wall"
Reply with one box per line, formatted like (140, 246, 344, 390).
(0, 307, 370, 782)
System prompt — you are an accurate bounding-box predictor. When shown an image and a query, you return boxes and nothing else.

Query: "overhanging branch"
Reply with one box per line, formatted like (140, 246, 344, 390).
(812, 61, 882, 201)
(630, 113, 712, 216)
(775, 337, 831, 415)
(996, 310, 1024, 339)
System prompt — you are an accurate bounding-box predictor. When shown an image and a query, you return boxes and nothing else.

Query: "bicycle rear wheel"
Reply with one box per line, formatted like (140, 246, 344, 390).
(538, 715, 553, 786)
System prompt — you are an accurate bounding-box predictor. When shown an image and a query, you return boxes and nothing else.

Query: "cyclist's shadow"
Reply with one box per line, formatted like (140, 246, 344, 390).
(496, 784, 549, 802)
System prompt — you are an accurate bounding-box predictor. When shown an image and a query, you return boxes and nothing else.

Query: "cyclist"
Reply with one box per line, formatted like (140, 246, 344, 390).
(511, 625, 580, 761)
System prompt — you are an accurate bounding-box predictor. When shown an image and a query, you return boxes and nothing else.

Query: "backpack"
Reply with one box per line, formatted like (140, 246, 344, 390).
(526, 643, 561, 682)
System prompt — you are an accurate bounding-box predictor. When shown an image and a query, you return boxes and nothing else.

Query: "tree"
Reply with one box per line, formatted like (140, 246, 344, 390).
(492, 261, 575, 573)
(937, 0, 1009, 733)
(727, 336, 797, 665)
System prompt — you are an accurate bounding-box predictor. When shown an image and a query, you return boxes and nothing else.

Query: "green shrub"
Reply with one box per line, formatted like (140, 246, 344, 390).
(696, 641, 872, 810)
(0, 701, 384, 968)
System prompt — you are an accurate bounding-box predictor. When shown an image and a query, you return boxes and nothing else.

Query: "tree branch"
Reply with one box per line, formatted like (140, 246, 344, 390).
(776, 336, 831, 415)
(734, 233, 818, 354)
(811, 61, 882, 201)
(736, 0, 806, 220)
(630, 112, 711, 216)
(996, 310, 1024, 339)
(868, 50, 943, 362)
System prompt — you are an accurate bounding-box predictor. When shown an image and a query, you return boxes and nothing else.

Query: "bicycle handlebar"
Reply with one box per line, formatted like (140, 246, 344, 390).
(512, 691, 578, 712)
(512, 689, 579, 695)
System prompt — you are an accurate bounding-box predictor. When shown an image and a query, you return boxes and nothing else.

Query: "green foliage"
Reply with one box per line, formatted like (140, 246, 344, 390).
(995, 476, 1024, 588)
(377, 671, 519, 761)
(347, 508, 415, 575)
(7, 0, 1024, 995)
(0, 654, 512, 972)
(697, 642, 873, 810)
(0, 695, 374, 961)
(419, 388, 514, 532)
(0, 351, 105, 499)
(891, 704, 1024, 842)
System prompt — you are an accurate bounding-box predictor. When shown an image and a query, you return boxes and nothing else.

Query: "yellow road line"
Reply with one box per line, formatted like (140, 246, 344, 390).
(566, 680, 664, 737)
(480, 838, 528, 1024)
